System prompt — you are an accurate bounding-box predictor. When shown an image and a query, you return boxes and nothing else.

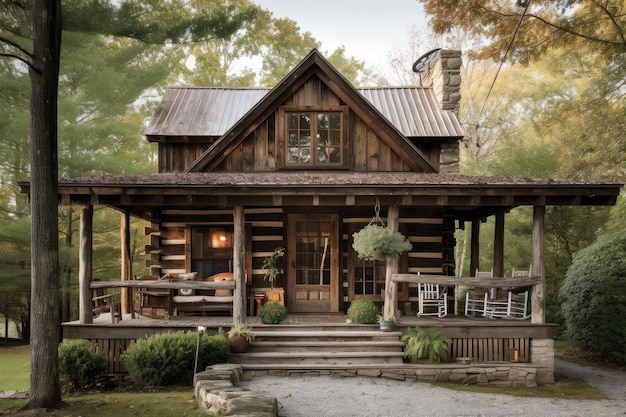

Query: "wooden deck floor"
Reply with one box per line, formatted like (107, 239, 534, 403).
(64, 312, 553, 334)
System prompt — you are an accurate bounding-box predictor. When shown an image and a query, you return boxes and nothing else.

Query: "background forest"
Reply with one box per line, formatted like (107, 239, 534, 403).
(1, 0, 625, 338)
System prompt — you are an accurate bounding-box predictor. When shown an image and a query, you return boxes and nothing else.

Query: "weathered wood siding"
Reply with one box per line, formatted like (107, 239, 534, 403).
(146, 209, 285, 291)
(156, 76, 427, 174)
(158, 142, 214, 173)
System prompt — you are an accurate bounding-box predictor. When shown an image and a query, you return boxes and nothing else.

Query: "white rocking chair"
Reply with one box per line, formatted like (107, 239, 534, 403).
(417, 283, 447, 318)
(464, 269, 492, 317)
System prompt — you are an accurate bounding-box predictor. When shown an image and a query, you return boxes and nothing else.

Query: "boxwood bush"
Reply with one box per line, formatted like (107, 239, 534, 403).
(121, 330, 228, 386)
(347, 300, 379, 324)
(560, 232, 626, 365)
(58, 339, 108, 390)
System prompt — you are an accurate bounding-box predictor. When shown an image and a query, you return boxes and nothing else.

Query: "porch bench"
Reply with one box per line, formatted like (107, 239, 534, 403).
(172, 294, 234, 315)
(169, 272, 235, 316)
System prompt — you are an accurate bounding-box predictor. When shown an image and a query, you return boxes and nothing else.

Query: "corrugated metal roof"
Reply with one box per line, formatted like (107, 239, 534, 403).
(145, 87, 270, 137)
(145, 86, 464, 138)
(359, 87, 463, 137)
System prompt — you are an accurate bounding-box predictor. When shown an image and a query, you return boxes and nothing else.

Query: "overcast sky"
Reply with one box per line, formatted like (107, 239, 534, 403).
(253, 0, 429, 76)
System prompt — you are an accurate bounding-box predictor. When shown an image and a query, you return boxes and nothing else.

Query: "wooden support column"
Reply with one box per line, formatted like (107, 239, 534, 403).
(120, 212, 132, 315)
(233, 204, 246, 324)
(470, 219, 480, 276)
(531, 206, 546, 324)
(383, 205, 399, 321)
(494, 210, 505, 277)
(79, 205, 93, 324)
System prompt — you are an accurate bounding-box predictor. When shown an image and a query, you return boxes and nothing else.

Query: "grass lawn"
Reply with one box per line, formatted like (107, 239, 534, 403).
(0, 344, 30, 391)
(0, 392, 215, 416)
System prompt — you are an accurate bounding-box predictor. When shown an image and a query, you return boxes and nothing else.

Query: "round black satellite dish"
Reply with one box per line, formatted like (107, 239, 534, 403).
(412, 48, 441, 73)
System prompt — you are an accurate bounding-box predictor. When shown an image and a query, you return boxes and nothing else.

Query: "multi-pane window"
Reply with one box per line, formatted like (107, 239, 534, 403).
(354, 259, 386, 297)
(286, 112, 342, 166)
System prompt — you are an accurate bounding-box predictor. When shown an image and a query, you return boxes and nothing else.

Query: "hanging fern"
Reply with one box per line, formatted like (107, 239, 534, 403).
(352, 224, 412, 261)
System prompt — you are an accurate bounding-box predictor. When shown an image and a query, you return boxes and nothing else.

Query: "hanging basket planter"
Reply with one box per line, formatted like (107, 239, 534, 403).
(352, 224, 412, 261)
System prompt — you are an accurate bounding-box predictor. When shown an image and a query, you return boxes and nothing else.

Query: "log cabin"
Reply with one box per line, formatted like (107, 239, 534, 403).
(20, 49, 622, 384)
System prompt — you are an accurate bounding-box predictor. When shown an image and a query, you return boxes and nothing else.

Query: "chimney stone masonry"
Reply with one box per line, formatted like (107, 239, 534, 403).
(421, 50, 462, 173)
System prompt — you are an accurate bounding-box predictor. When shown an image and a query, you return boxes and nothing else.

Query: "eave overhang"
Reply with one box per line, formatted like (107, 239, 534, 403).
(18, 172, 623, 223)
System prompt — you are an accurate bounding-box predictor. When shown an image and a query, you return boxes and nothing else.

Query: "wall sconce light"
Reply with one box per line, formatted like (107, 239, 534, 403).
(211, 229, 232, 248)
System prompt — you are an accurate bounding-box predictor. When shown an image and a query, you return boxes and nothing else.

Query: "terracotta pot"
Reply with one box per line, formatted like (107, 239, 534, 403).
(228, 334, 250, 353)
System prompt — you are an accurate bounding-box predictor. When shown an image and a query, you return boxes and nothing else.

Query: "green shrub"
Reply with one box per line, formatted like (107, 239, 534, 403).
(121, 331, 228, 386)
(560, 232, 626, 365)
(346, 300, 379, 324)
(401, 326, 449, 363)
(58, 339, 108, 390)
(259, 301, 288, 324)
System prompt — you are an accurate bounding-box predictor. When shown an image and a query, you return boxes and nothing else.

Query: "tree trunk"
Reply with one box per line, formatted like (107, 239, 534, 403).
(28, 0, 62, 409)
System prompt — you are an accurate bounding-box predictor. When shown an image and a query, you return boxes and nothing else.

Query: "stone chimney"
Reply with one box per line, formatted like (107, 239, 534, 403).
(420, 50, 462, 173)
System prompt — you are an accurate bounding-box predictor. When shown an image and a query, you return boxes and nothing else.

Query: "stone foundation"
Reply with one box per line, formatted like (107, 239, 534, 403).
(194, 364, 278, 416)
(531, 338, 555, 384)
(242, 363, 547, 387)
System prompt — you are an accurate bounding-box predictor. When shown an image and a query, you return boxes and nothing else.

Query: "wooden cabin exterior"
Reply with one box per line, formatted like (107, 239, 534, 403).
(21, 49, 622, 384)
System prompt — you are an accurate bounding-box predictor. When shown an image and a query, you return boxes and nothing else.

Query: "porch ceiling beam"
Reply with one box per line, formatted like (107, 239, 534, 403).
(57, 192, 615, 207)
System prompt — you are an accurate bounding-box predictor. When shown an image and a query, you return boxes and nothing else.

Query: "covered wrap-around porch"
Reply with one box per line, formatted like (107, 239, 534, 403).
(42, 172, 621, 385)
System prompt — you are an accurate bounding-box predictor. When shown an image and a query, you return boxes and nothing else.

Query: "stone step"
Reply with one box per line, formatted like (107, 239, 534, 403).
(229, 350, 405, 365)
(249, 340, 403, 353)
(252, 330, 402, 341)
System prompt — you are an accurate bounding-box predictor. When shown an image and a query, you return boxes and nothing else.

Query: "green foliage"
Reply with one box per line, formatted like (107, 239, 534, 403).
(261, 247, 284, 286)
(121, 331, 228, 386)
(58, 340, 108, 390)
(401, 327, 449, 363)
(227, 324, 255, 342)
(346, 300, 379, 324)
(259, 301, 288, 324)
(560, 232, 626, 365)
(352, 224, 412, 261)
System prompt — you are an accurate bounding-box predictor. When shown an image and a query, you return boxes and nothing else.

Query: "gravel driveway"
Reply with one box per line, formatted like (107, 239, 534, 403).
(242, 360, 626, 417)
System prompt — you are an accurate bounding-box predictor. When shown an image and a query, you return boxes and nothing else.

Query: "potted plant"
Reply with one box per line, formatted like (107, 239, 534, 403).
(259, 301, 288, 324)
(261, 247, 284, 288)
(227, 324, 255, 353)
(401, 326, 449, 363)
(377, 314, 396, 332)
(352, 224, 411, 261)
(346, 300, 379, 324)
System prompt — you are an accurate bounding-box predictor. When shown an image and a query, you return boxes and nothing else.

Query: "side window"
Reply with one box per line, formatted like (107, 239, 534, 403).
(190, 227, 233, 277)
(285, 110, 345, 167)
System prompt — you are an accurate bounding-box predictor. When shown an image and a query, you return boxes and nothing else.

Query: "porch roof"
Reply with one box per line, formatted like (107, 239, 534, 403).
(19, 172, 622, 221)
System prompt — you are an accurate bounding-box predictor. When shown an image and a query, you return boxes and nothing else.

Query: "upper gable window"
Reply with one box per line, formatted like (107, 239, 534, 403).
(285, 111, 345, 167)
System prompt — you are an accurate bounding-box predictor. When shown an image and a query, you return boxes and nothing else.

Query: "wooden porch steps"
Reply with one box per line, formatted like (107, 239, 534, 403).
(229, 327, 405, 368)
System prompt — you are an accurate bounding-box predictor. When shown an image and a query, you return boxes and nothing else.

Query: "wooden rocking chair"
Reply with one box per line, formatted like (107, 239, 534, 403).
(417, 283, 447, 317)
(92, 286, 122, 323)
(464, 269, 493, 317)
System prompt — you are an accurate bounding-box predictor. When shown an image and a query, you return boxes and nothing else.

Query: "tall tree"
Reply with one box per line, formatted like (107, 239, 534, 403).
(27, 0, 63, 407)
(1, 0, 257, 408)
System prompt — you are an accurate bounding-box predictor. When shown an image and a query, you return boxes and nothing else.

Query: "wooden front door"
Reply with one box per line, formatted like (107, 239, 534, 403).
(287, 214, 340, 313)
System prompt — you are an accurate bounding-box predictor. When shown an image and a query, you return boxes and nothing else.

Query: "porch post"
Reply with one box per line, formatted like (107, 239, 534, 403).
(233, 204, 246, 324)
(494, 210, 505, 277)
(531, 205, 546, 324)
(383, 205, 399, 321)
(79, 205, 93, 324)
(120, 212, 131, 315)
(470, 219, 480, 276)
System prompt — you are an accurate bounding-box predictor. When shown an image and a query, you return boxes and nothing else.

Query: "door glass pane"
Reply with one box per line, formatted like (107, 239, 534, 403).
(294, 220, 331, 286)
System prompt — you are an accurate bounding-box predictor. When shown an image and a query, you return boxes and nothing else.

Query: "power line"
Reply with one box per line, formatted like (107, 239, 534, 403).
(478, 0, 531, 119)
